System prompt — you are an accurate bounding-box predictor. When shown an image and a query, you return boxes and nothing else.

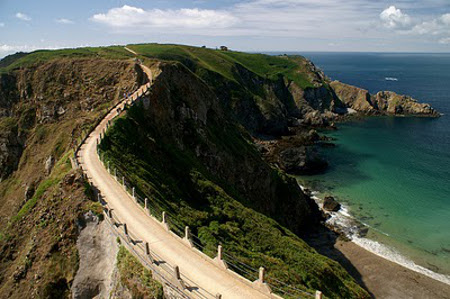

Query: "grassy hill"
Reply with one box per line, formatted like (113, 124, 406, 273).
(127, 43, 317, 89)
(0, 46, 133, 73)
(0, 43, 367, 298)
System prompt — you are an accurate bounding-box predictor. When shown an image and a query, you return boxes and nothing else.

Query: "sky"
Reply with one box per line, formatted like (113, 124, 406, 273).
(0, 0, 449, 57)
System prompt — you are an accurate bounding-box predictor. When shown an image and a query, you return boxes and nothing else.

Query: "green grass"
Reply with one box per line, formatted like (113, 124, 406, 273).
(13, 177, 58, 222)
(127, 43, 315, 89)
(12, 151, 73, 223)
(0, 117, 17, 130)
(116, 246, 164, 298)
(99, 105, 369, 298)
(0, 46, 133, 72)
(0, 43, 317, 89)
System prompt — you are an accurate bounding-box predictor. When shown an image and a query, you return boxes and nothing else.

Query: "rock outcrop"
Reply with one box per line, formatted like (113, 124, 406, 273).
(279, 146, 328, 175)
(135, 62, 321, 233)
(323, 196, 341, 212)
(0, 122, 24, 181)
(72, 212, 119, 299)
(330, 81, 440, 117)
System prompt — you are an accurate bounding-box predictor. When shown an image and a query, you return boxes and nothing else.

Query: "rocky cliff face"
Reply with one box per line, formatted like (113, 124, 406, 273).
(0, 122, 24, 181)
(99, 60, 369, 298)
(135, 61, 321, 232)
(0, 56, 138, 298)
(0, 45, 436, 298)
(330, 81, 440, 117)
(0, 59, 137, 185)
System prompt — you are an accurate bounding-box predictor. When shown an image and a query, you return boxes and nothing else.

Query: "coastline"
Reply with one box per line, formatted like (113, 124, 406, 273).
(299, 184, 450, 297)
(334, 240, 450, 299)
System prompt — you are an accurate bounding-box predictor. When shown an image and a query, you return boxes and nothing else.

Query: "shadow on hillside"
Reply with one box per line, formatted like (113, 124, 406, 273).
(303, 225, 375, 298)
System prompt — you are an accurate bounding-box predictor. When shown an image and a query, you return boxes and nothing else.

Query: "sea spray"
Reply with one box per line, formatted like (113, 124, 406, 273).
(301, 185, 450, 286)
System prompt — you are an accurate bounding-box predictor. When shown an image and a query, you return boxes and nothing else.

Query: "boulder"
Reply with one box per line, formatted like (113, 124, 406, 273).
(24, 183, 35, 202)
(323, 196, 341, 212)
(279, 146, 328, 175)
(45, 155, 54, 175)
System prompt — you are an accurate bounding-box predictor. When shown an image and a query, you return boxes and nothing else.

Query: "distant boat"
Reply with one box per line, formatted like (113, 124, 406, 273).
(385, 77, 398, 81)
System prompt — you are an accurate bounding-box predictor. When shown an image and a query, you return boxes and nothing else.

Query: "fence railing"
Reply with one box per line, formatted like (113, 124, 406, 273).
(75, 63, 323, 299)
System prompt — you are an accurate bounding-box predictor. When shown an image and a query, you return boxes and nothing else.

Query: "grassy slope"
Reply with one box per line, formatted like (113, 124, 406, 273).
(0, 44, 362, 297)
(0, 47, 137, 298)
(127, 43, 315, 89)
(116, 246, 164, 298)
(99, 103, 368, 298)
(0, 46, 132, 73)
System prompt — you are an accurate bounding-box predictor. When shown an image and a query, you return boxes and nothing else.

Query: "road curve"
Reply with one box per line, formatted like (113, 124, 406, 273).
(78, 63, 278, 299)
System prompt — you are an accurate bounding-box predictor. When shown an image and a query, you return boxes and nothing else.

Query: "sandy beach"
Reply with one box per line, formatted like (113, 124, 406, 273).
(305, 227, 450, 299)
(336, 240, 450, 299)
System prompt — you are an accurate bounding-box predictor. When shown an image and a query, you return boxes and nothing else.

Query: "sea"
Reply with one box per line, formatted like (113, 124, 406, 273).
(292, 52, 450, 284)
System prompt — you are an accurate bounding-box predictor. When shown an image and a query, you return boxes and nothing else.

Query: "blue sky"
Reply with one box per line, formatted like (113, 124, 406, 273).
(0, 0, 449, 57)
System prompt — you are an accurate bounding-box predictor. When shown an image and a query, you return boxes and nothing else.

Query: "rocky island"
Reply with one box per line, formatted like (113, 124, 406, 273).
(0, 44, 443, 298)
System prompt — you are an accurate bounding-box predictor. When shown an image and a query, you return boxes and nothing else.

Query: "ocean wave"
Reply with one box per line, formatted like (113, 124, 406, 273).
(300, 184, 450, 286)
(352, 236, 450, 286)
(385, 77, 399, 81)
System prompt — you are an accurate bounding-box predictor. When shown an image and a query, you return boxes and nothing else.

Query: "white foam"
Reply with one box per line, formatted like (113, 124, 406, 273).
(299, 183, 450, 286)
(352, 236, 450, 285)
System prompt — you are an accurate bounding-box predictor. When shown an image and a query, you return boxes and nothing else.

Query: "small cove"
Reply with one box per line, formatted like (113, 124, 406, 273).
(293, 52, 450, 280)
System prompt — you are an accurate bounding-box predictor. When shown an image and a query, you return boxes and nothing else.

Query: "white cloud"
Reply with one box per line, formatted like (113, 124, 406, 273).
(0, 44, 85, 59)
(0, 44, 44, 54)
(56, 18, 74, 24)
(88, 2, 449, 48)
(16, 12, 31, 21)
(380, 6, 412, 29)
(0, 23, 4, 27)
(411, 13, 450, 40)
(378, 6, 450, 45)
(90, 2, 376, 38)
(441, 13, 450, 26)
(91, 5, 238, 32)
(439, 37, 450, 44)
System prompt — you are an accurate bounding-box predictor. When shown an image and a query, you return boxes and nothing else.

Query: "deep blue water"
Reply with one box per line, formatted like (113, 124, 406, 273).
(293, 53, 450, 276)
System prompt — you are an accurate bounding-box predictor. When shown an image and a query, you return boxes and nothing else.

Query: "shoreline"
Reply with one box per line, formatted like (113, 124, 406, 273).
(334, 239, 450, 299)
(298, 184, 450, 296)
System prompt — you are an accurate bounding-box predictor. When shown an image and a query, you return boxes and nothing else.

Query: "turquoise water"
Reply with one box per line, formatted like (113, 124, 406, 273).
(295, 53, 450, 277)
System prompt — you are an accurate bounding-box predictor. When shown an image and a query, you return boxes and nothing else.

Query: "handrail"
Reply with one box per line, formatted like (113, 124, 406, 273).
(75, 61, 321, 299)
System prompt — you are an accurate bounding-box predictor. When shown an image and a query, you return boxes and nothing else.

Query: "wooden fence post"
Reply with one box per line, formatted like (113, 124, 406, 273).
(145, 241, 154, 263)
(173, 266, 186, 289)
(315, 290, 323, 299)
(183, 226, 193, 248)
(252, 266, 272, 294)
(162, 211, 169, 231)
(259, 267, 265, 283)
(214, 245, 228, 269)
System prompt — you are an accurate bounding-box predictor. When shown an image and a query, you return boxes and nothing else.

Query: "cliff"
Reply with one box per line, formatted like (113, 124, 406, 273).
(0, 43, 438, 298)
(0, 48, 140, 297)
(330, 80, 440, 117)
(99, 60, 367, 297)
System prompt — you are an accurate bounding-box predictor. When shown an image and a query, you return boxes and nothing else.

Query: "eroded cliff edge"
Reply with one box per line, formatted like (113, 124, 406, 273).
(0, 44, 440, 298)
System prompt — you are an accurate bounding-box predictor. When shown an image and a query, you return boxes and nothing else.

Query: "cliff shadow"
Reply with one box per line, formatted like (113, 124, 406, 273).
(303, 225, 376, 298)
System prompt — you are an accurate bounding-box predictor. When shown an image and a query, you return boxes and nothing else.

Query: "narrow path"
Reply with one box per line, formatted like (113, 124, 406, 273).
(78, 62, 278, 298)
(124, 46, 138, 56)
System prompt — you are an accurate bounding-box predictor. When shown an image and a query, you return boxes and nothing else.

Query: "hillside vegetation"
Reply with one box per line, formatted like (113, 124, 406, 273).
(0, 48, 139, 298)
(0, 43, 437, 298)
(98, 55, 369, 298)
